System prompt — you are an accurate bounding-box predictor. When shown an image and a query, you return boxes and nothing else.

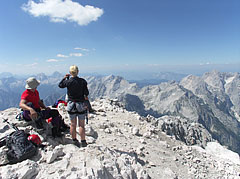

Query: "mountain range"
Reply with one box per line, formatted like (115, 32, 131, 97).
(0, 70, 239, 155)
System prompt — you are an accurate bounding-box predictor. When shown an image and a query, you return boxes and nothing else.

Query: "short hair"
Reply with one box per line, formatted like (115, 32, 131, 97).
(69, 65, 79, 77)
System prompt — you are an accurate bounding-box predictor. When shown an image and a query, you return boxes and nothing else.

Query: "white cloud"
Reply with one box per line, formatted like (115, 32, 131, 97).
(70, 53, 83, 57)
(74, 47, 89, 51)
(57, 54, 68, 58)
(22, 0, 104, 26)
(200, 62, 213, 66)
(25, 63, 38, 67)
(47, 59, 59, 62)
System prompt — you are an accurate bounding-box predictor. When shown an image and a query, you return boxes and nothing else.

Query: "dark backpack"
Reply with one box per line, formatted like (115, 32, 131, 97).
(5, 130, 37, 164)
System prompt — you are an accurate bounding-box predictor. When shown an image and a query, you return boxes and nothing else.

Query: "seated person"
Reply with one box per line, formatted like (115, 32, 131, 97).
(19, 77, 68, 136)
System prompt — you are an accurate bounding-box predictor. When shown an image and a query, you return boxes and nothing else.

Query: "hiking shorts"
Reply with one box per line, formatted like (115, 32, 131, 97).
(68, 113, 86, 126)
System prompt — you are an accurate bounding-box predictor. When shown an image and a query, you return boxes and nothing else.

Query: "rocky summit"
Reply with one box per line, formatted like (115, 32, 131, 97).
(0, 98, 239, 179)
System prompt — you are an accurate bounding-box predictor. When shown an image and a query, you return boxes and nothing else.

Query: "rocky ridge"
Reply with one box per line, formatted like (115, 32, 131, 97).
(0, 98, 239, 179)
(180, 71, 240, 154)
(86, 71, 240, 155)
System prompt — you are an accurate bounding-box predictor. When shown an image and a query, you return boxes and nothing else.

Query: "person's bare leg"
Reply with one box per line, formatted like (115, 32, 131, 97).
(79, 119, 87, 147)
(71, 117, 81, 147)
(79, 119, 85, 141)
(70, 118, 77, 139)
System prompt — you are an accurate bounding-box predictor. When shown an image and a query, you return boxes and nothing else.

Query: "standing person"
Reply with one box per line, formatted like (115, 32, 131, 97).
(58, 65, 89, 147)
(19, 77, 68, 137)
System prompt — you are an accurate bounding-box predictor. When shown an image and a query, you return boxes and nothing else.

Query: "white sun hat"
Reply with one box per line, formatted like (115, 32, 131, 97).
(25, 77, 40, 89)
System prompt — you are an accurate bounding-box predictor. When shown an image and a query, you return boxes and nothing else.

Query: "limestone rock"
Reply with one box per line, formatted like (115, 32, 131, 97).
(0, 98, 239, 179)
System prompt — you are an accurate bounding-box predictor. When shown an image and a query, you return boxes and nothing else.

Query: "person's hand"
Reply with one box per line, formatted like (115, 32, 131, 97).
(29, 108, 38, 120)
(64, 74, 70, 79)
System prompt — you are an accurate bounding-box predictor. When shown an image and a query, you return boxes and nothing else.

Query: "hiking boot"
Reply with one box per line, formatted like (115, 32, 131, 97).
(73, 139, 81, 148)
(81, 140, 88, 147)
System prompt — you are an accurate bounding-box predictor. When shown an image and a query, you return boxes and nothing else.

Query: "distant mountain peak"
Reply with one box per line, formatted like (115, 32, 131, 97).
(51, 71, 63, 77)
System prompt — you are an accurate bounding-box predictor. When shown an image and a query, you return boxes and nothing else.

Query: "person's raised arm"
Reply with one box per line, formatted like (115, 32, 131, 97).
(59, 74, 70, 88)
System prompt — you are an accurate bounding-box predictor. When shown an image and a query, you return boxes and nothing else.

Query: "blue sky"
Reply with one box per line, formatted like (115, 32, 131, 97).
(0, 0, 239, 76)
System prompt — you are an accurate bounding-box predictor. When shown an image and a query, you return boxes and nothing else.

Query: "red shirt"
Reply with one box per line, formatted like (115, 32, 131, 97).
(21, 89, 40, 109)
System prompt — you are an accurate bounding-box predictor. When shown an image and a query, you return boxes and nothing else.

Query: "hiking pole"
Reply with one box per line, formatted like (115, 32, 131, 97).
(3, 118, 19, 131)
